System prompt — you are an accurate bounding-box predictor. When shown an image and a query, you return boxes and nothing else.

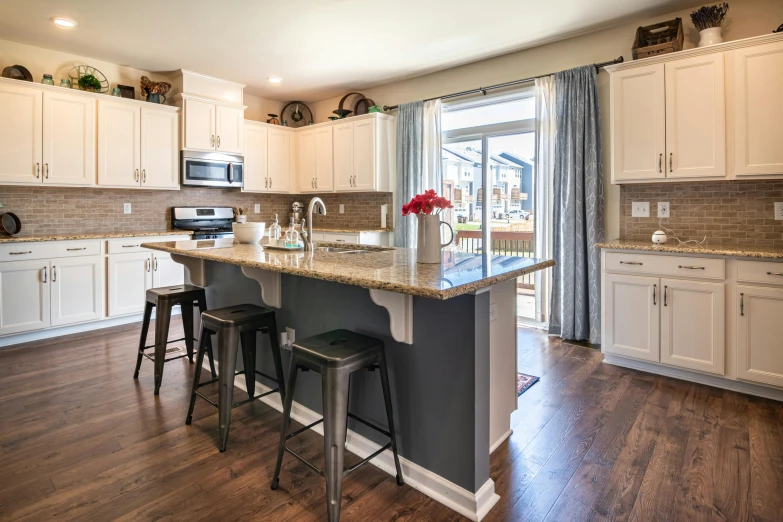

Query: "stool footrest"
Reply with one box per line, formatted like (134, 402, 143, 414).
(344, 442, 392, 476)
(142, 352, 190, 364)
(194, 388, 281, 410)
(141, 336, 189, 351)
(284, 445, 324, 477)
(347, 412, 391, 438)
(195, 391, 218, 408)
(286, 418, 324, 441)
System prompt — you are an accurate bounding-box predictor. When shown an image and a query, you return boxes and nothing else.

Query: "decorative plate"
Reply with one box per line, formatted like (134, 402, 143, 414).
(68, 64, 110, 94)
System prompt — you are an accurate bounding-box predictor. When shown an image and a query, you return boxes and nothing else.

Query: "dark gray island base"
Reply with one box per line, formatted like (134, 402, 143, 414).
(143, 239, 554, 521)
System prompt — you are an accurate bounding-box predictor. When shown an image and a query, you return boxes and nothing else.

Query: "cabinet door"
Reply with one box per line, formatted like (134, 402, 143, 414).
(107, 253, 152, 317)
(660, 278, 725, 375)
(141, 108, 179, 189)
(0, 83, 42, 184)
(737, 285, 783, 387)
(43, 91, 95, 186)
(298, 129, 317, 193)
(243, 123, 268, 192)
(268, 128, 291, 193)
(0, 260, 50, 335)
(98, 101, 141, 187)
(183, 98, 216, 151)
(665, 54, 726, 179)
(333, 122, 354, 191)
(314, 126, 334, 192)
(152, 252, 184, 288)
(216, 105, 244, 154)
(604, 273, 660, 362)
(610, 64, 666, 182)
(50, 256, 102, 326)
(353, 119, 376, 190)
(733, 40, 783, 177)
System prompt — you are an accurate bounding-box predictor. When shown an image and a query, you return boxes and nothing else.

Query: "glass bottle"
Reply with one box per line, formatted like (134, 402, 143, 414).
(269, 213, 281, 243)
(59, 78, 71, 88)
(41, 74, 54, 86)
(284, 218, 300, 248)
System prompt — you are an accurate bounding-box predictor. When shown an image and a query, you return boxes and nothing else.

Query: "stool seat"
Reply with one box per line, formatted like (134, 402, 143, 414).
(146, 284, 205, 304)
(293, 329, 383, 368)
(201, 304, 274, 332)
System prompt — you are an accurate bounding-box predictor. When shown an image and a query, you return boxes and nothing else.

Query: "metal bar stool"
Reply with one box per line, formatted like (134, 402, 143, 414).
(186, 303, 286, 452)
(271, 329, 404, 522)
(133, 284, 216, 395)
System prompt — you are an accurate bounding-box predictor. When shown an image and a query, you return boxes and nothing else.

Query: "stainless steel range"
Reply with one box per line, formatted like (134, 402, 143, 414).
(171, 207, 235, 239)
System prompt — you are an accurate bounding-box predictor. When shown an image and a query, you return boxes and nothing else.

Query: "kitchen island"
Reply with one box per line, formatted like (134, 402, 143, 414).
(142, 238, 553, 521)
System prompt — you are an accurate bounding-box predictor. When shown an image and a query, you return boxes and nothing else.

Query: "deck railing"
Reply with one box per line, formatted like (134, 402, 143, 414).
(455, 230, 536, 285)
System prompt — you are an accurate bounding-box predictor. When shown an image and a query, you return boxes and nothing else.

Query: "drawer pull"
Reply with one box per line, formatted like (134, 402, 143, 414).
(767, 272, 783, 277)
(663, 285, 668, 307)
(653, 284, 657, 306)
(66, 247, 87, 251)
(52, 266, 56, 282)
(620, 261, 643, 266)
(9, 251, 32, 255)
(42, 266, 47, 283)
(740, 293, 744, 316)
(122, 244, 140, 248)
(678, 265, 705, 270)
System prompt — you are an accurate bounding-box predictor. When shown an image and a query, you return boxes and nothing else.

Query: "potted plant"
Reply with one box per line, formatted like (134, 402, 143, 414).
(402, 190, 455, 263)
(691, 3, 729, 47)
(78, 74, 102, 92)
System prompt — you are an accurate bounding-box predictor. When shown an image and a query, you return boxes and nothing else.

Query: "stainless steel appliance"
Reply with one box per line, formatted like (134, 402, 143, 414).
(291, 201, 304, 223)
(172, 207, 235, 239)
(181, 151, 243, 188)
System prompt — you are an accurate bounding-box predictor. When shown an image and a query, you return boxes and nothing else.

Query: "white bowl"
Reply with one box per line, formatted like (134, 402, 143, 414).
(232, 222, 265, 244)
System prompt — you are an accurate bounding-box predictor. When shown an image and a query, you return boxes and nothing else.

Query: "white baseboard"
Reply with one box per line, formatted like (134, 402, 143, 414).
(208, 360, 499, 521)
(604, 354, 783, 402)
(489, 429, 512, 454)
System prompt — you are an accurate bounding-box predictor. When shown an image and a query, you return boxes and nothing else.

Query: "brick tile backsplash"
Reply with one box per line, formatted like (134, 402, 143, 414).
(0, 186, 393, 236)
(620, 181, 783, 247)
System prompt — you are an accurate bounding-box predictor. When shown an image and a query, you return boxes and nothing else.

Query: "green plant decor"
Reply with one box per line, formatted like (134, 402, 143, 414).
(78, 74, 102, 91)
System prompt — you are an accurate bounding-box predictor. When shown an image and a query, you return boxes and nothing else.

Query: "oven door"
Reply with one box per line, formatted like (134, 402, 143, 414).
(181, 151, 244, 188)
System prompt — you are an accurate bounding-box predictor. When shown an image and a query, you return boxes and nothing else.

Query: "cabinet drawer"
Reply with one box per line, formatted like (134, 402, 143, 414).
(737, 260, 783, 286)
(321, 233, 360, 244)
(50, 240, 102, 258)
(106, 235, 188, 254)
(0, 243, 54, 262)
(605, 252, 725, 280)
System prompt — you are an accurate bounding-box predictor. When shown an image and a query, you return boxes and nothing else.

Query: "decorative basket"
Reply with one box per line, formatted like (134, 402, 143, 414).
(632, 18, 684, 60)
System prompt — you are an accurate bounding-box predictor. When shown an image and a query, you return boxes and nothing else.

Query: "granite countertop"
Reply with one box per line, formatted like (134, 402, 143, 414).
(597, 239, 783, 260)
(0, 230, 192, 244)
(141, 238, 554, 300)
(313, 227, 394, 234)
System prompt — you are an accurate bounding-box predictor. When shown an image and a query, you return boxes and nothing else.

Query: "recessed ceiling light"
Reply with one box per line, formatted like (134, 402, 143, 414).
(267, 76, 282, 83)
(51, 17, 77, 28)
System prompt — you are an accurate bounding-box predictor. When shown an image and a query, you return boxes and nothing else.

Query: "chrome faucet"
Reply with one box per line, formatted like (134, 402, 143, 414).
(303, 197, 326, 251)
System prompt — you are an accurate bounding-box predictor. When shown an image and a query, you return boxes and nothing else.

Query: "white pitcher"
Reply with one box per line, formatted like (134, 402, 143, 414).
(416, 214, 454, 264)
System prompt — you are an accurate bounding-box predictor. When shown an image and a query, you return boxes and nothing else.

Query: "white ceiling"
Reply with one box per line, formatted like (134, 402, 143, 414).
(0, 0, 702, 102)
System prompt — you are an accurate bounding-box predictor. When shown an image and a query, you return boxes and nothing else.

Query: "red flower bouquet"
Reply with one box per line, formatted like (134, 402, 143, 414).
(402, 189, 453, 216)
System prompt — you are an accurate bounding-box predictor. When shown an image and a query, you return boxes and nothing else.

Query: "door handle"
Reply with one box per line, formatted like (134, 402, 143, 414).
(154, 258, 158, 271)
(42, 266, 47, 283)
(265, 177, 268, 189)
(9, 251, 32, 255)
(135, 169, 139, 182)
(669, 153, 673, 173)
(211, 135, 215, 147)
(45, 163, 49, 179)
(66, 247, 86, 251)
(142, 169, 146, 183)
(663, 285, 668, 306)
(217, 136, 221, 148)
(678, 265, 705, 270)
(658, 154, 662, 173)
(269, 177, 272, 188)
(52, 266, 56, 282)
(740, 292, 744, 316)
(146, 258, 151, 272)
(767, 272, 783, 277)
(122, 244, 140, 248)
(35, 162, 40, 178)
(315, 178, 318, 189)
(620, 261, 643, 265)
(653, 284, 657, 305)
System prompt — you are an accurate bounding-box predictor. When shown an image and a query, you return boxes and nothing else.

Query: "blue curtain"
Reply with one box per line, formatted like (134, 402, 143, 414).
(395, 101, 424, 248)
(549, 66, 604, 343)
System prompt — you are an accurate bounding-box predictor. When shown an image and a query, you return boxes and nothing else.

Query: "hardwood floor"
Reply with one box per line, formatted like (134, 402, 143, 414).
(0, 322, 781, 521)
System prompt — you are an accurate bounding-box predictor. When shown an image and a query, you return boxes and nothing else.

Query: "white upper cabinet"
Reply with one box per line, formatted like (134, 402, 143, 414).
(43, 91, 96, 186)
(299, 126, 334, 193)
(141, 108, 179, 189)
(183, 98, 216, 151)
(314, 126, 334, 192)
(243, 121, 269, 192)
(610, 64, 666, 182)
(333, 122, 354, 191)
(216, 106, 244, 154)
(664, 54, 726, 179)
(353, 118, 380, 191)
(0, 82, 42, 184)
(98, 100, 141, 188)
(332, 116, 392, 192)
(267, 127, 292, 193)
(732, 39, 783, 177)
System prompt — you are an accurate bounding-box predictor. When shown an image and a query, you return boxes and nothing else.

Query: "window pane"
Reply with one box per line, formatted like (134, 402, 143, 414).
(442, 140, 483, 254)
(442, 97, 534, 131)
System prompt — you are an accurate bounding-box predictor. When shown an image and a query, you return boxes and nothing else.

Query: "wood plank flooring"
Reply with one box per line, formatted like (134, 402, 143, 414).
(1, 321, 782, 521)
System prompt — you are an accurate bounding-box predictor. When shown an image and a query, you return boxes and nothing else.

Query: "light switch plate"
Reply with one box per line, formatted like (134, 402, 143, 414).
(123, 203, 131, 214)
(775, 202, 783, 220)
(254, 204, 261, 213)
(339, 204, 344, 214)
(658, 202, 670, 218)
(632, 202, 650, 218)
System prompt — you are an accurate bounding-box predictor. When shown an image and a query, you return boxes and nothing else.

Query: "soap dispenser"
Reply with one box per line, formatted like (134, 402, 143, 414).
(269, 214, 282, 245)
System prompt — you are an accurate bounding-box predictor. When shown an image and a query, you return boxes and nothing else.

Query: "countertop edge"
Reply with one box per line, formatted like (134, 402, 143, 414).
(0, 231, 193, 244)
(597, 242, 783, 260)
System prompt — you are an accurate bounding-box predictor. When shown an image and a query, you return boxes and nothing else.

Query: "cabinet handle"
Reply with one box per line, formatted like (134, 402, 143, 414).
(663, 285, 668, 306)
(122, 244, 140, 248)
(45, 163, 49, 179)
(217, 136, 221, 148)
(66, 247, 86, 251)
(265, 177, 268, 189)
(42, 266, 47, 283)
(740, 292, 744, 316)
(135, 169, 139, 182)
(315, 178, 318, 189)
(653, 284, 657, 305)
(669, 153, 673, 173)
(52, 266, 56, 282)
(154, 258, 158, 271)
(767, 272, 783, 277)
(335, 239, 346, 242)
(211, 135, 215, 147)
(269, 177, 272, 188)
(619, 261, 643, 265)
(9, 251, 32, 255)
(35, 162, 40, 178)
(312, 178, 315, 189)
(146, 258, 151, 272)
(142, 169, 146, 183)
(678, 265, 705, 270)
(658, 154, 662, 173)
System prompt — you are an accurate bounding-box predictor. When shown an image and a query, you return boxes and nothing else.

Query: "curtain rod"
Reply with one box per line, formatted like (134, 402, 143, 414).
(382, 56, 623, 111)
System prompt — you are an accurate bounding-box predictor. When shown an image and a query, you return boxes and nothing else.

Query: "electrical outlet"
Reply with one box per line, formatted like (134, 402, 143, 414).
(339, 204, 345, 214)
(775, 202, 783, 220)
(632, 202, 650, 218)
(658, 202, 670, 218)
(286, 327, 295, 345)
(489, 302, 498, 322)
(123, 203, 131, 214)
(254, 204, 261, 213)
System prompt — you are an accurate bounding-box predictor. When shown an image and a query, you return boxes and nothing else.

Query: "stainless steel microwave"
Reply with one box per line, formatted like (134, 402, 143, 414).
(181, 151, 243, 188)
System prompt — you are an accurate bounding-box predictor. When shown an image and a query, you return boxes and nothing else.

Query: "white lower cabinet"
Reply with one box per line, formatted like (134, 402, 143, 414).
(50, 256, 103, 326)
(737, 285, 783, 387)
(0, 260, 50, 335)
(604, 273, 660, 362)
(152, 252, 185, 288)
(659, 278, 725, 375)
(107, 251, 184, 317)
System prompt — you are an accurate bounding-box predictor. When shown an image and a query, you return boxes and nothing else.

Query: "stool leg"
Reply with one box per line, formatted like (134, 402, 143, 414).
(271, 357, 299, 491)
(322, 367, 350, 522)
(153, 301, 172, 395)
(217, 326, 240, 452)
(266, 315, 286, 404)
(186, 326, 209, 425)
(240, 330, 257, 399)
(180, 302, 195, 363)
(196, 295, 217, 378)
(133, 302, 154, 379)
(378, 349, 404, 486)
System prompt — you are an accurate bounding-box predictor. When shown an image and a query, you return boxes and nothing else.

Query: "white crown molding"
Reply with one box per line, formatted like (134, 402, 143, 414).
(169, 69, 246, 89)
(605, 32, 783, 72)
(172, 92, 247, 110)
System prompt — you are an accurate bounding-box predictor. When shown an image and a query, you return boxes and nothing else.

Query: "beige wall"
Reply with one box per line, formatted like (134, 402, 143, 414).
(244, 93, 284, 123)
(310, 0, 783, 240)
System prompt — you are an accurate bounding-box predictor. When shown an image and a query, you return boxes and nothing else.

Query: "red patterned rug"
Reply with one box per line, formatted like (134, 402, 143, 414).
(517, 373, 540, 396)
